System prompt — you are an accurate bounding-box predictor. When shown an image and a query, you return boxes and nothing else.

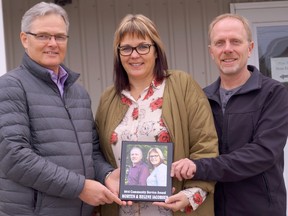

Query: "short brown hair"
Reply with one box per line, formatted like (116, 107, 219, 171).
(208, 13, 252, 44)
(113, 14, 168, 95)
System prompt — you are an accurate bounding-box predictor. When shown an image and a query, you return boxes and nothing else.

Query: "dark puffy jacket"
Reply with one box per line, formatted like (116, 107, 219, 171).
(0, 53, 113, 216)
(194, 66, 288, 216)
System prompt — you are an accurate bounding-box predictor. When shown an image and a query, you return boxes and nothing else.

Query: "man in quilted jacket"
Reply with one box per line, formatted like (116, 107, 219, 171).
(0, 2, 122, 216)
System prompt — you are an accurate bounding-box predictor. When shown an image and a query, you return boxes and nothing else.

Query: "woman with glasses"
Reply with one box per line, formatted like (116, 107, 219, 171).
(146, 148, 167, 187)
(95, 14, 218, 216)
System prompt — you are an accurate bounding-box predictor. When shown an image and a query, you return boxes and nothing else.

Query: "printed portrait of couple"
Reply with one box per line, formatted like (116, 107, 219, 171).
(124, 144, 168, 187)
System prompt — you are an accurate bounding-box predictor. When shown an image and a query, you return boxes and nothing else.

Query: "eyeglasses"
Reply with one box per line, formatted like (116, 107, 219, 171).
(26, 32, 69, 43)
(118, 44, 154, 56)
(149, 155, 159, 159)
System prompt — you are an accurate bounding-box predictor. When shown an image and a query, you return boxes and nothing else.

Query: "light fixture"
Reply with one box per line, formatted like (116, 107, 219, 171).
(54, 0, 72, 6)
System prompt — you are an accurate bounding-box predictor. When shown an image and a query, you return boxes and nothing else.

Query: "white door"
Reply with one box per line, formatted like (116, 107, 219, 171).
(231, 1, 288, 214)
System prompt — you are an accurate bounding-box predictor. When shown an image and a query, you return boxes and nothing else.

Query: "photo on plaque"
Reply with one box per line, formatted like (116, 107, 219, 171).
(119, 141, 173, 202)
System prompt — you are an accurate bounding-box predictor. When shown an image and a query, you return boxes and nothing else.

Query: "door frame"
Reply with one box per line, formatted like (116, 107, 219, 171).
(230, 1, 288, 68)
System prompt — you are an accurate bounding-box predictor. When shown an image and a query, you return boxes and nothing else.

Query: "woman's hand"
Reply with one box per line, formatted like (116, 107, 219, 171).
(152, 191, 190, 212)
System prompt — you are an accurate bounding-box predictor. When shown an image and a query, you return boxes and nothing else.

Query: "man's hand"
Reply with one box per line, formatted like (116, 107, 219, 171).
(105, 168, 133, 206)
(105, 168, 120, 196)
(171, 158, 196, 181)
(153, 191, 190, 212)
(79, 179, 122, 206)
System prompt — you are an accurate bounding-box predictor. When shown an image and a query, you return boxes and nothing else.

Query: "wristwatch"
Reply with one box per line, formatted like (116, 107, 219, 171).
(105, 171, 112, 180)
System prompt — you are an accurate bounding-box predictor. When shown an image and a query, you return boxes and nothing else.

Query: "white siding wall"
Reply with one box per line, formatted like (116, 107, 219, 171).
(3, 0, 279, 110)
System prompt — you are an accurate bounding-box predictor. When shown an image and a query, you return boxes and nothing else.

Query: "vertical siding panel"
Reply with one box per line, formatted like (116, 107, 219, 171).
(132, 0, 151, 15)
(94, 0, 116, 86)
(182, 0, 194, 78)
(167, 0, 189, 71)
(151, 0, 172, 68)
(64, 0, 84, 85)
(73, 0, 102, 111)
(165, 0, 177, 68)
(114, 0, 133, 20)
(185, 0, 207, 86)
(3, 0, 32, 68)
(75, 0, 98, 88)
(88, 0, 116, 110)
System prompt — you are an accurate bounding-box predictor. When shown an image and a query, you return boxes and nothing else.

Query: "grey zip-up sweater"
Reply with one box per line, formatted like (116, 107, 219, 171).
(0, 53, 113, 216)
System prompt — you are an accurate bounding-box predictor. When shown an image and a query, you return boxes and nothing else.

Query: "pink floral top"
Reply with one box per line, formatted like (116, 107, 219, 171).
(110, 79, 169, 167)
(110, 79, 206, 215)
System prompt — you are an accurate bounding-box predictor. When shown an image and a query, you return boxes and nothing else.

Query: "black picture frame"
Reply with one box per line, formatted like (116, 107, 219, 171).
(119, 141, 173, 202)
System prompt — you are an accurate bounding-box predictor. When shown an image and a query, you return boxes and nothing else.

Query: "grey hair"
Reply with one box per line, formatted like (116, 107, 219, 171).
(208, 13, 252, 44)
(21, 2, 69, 33)
(130, 147, 143, 158)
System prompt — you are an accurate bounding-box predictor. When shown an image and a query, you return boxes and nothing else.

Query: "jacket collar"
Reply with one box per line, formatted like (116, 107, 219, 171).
(204, 65, 262, 101)
(21, 52, 80, 86)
